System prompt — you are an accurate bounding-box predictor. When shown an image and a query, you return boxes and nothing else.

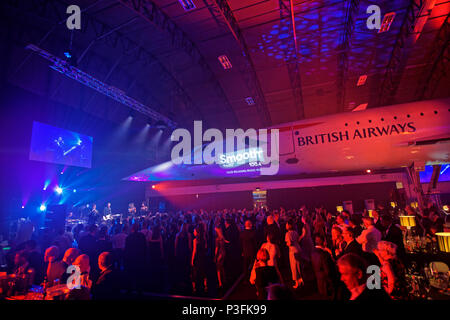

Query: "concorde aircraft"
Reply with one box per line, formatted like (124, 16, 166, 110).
(125, 98, 450, 181)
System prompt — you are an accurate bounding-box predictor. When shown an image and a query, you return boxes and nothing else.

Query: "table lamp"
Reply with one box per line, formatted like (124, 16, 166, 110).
(399, 215, 416, 229)
(436, 232, 450, 253)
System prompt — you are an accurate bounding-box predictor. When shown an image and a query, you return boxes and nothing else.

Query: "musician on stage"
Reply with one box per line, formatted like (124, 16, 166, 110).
(88, 203, 100, 225)
(103, 202, 112, 217)
(127, 202, 137, 219)
(140, 201, 149, 216)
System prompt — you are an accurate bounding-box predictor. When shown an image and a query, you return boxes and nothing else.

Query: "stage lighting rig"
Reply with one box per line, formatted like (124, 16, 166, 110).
(26, 44, 177, 129)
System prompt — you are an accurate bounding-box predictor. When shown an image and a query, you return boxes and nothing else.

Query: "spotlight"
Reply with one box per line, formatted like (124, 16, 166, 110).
(21, 205, 25, 209)
(152, 185, 156, 189)
(366, 169, 372, 174)
(43, 187, 47, 191)
(55, 186, 63, 195)
(155, 120, 167, 130)
(60, 171, 64, 175)
(73, 189, 77, 193)
(39, 204, 46, 212)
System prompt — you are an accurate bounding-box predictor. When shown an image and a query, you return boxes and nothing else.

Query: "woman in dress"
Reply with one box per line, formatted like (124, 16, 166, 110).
(285, 221, 303, 288)
(191, 226, 207, 294)
(214, 227, 228, 289)
(259, 233, 283, 283)
(374, 241, 409, 299)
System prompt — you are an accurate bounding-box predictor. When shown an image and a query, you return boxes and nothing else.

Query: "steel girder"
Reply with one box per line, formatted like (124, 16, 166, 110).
(2, 0, 203, 126)
(415, 12, 450, 100)
(27, 44, 178, 128)
(336, 0, 359, 112)
(207, 0, 273, 127)
(279, 0, 305, 120)
(117, 0, 239, 127)
(377, 0, 426, 106)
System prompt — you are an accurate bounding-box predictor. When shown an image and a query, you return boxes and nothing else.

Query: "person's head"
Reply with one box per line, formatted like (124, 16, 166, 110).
(342, 225, 356, 243)
(98, 252, 113, 272)
(285, 229, 297, 247)
(286, 221, 294, 231)
(376, 241, 397, 261)
(362, 216, 374, 228)
(267, 215, 274, 225)
(336, 215, 345, 225)
(337, 253, 369, 291)
(331, 226, 342, 241)
(63, 248, 81, 265)
(92, 204, 96, 209)
(73, 254, 90, 274)
(107, 202, 111, 208)
(266, 233, 276, 244)
(314, 234, 326, 247)
(14, 251, 29, 267)
(256, 248, 270, 263)
(380, 214, 393, 228)
(225, 218, 232, 228)
(244, 220, 252, 230)
(44, 246, 59, 263)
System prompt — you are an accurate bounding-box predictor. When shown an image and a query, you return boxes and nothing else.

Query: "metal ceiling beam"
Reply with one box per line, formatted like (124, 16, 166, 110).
(206, 0, 272, 127)
(377, 0, 427, 107)
(415, 12, 450, 100)
(279, 0, 305, 120)
(116, 0, 240, 127)
(336, 0, 359, 112)
(3, 0, 203, 126)
(26, 44, 178, 128)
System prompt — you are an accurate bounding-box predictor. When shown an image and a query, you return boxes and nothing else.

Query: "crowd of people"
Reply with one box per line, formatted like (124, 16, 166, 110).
(1, 200, 448, 300)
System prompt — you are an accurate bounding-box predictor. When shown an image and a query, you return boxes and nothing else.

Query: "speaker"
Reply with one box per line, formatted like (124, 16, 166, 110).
(45, 204, 67, 232)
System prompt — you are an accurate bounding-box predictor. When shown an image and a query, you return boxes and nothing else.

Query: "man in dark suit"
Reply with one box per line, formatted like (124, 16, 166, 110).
(380, 214, 406, 262)
(78, 224, 99, 278)
(341, 226, 363, 257)
(224, 218, 241, 279)
(337, 253, 390, 301)
(240, 220, 257, 280)
(311, 234, 338, 299)
(264, 215, 281, 246)
(91, 252, 121, 299)
(124, 223, 147, 293)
